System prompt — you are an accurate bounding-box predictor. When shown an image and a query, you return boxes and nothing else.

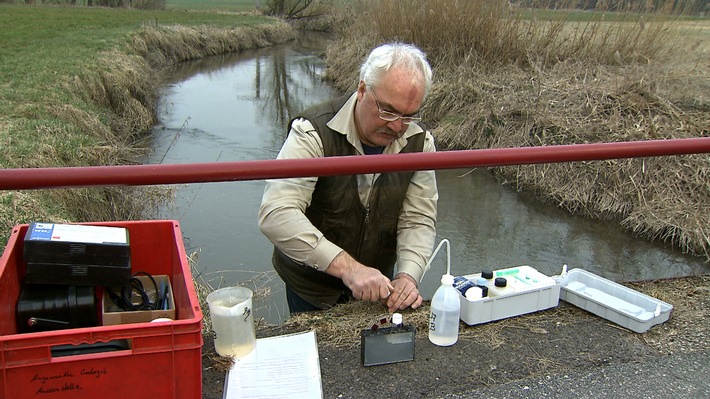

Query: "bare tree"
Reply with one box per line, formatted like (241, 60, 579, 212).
(266, 0, 319, 19)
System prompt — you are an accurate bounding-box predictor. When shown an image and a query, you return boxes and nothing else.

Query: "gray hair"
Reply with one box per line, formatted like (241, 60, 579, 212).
(359, 42, 433, 99)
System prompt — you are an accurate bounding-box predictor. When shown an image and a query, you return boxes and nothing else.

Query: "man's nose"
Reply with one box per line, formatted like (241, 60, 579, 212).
(387, 118, 405, 133)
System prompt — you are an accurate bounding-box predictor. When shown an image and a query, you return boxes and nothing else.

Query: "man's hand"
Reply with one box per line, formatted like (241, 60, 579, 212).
(384, 273, 423, 312)
(325, 251, 394, 302)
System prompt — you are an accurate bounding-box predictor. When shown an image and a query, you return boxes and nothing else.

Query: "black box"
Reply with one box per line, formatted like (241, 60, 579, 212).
(23, 222, 131, 286)
(360, 325, 416, 366)
(15, 284, 98, 333)
(23, 222, 130, 265)
(25, 259, 132, 287)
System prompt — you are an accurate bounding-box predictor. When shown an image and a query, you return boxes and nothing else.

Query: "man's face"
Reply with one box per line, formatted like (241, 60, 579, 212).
(355, 67, 425, 147)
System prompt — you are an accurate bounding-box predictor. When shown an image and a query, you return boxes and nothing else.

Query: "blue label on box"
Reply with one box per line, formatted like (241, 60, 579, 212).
(27, 223, 55, 241)
(26, 222, 128, 244)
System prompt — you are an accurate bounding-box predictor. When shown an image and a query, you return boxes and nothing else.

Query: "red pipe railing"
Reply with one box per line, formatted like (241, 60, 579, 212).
(1, 137, 709, 190)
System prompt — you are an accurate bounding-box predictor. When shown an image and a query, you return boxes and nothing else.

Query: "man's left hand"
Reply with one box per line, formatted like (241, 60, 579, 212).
(384, 273, 423, 312)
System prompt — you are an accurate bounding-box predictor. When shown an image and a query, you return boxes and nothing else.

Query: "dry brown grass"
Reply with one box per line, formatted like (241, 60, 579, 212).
(132, 21, 295, 67)
(243, 274, 710, 352)
(70, 50, 157, 142)
(332, 0, 679, 71)
(324, 0, 710, 260)
(628, 275, 710, 354)
(0, 191, 67, 239)
(426, 58, 709, 257)
(270, 297, 583, 349)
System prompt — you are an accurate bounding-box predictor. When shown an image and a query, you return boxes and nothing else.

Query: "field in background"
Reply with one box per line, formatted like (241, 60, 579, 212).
(167, 0, 259, 11)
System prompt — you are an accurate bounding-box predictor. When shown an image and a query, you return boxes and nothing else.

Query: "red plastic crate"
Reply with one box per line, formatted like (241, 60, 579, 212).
(0, 220, 203, 399)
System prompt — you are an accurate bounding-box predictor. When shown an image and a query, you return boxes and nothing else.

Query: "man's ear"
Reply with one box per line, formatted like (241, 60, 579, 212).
(356, 80, 367, 101)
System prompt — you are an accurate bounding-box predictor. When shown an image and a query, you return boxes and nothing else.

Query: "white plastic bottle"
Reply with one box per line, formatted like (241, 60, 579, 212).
(428, 273, 461, 346)
(487, 277, 517, 297)
(464, 286, 484, 301)
(391, 313, 403, 330)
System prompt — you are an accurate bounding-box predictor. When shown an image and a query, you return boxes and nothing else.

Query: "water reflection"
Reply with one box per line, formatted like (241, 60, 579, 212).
(152, 35, 340, 165)
(254, 39, 329, 126)
(148, 34, 709, 324)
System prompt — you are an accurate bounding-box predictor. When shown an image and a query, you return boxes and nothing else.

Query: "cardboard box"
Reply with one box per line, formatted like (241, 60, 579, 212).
(102, 274, 175, 326)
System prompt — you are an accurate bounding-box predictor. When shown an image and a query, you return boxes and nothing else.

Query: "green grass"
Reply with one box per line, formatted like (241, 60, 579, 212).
(167, 0, 260, 11)
(0, 4, 270, 126)
(0, 2, 274, 172)
(523, 8, 708, 22)
(0, 2, 282, 244)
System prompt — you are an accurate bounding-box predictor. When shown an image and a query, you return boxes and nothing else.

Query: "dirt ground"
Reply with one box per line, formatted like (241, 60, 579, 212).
(200, 275, 709, 398)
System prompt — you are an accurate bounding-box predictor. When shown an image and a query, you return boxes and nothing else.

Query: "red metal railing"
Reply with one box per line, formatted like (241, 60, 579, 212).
(1, 137, 709, 190)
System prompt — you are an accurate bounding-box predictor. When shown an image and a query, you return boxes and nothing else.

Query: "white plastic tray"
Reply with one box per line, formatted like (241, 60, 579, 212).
(558, 268, 673, 333)
(459, 265, 560, 326)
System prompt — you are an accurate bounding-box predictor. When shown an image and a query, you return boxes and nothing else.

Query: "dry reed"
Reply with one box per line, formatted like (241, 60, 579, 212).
(132, 21, 295, 67)
(324, 0, 710, 260)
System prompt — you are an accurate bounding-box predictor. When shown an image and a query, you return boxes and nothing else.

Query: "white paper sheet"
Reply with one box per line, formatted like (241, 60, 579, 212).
(223, 330, 322, 399)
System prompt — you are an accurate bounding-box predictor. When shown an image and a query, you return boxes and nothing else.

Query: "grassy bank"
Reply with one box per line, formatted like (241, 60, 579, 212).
(0, 4, 293, 246)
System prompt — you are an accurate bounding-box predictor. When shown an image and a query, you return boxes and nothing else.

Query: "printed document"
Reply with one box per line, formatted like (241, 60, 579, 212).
(223, 330, 322, 399)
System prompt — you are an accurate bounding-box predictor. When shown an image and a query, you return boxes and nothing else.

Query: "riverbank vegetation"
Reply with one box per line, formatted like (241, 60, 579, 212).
(0, 4, 293, 244)
(0, 0, 707, 263)
(323, 0, 709, 260)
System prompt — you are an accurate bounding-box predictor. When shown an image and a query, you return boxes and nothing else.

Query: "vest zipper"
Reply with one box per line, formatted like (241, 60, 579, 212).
(359, 175, 377, 252)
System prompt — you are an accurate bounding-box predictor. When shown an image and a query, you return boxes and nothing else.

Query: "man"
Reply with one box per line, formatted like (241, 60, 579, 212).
(258, 42, 438, 314)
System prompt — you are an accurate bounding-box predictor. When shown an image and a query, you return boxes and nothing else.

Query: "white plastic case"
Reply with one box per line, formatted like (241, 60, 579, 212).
(558, 268, 673, 333)
(459, 265, 560, 326)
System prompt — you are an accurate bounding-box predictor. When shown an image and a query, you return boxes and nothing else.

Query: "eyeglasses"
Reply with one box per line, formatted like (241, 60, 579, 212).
(369, 87, 422, 125)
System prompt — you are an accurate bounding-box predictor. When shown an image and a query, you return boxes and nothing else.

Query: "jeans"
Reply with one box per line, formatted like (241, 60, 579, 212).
(285, 285, 353, 315)
(285, 285, 322, 314)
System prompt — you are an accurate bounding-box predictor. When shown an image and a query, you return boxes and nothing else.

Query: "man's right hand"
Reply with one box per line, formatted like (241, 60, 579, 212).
(325, 251, 394, 302)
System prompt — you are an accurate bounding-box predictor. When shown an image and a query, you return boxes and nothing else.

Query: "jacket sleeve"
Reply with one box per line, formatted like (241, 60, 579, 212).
(257, 118, 343, 272)
(395, 130, 438, 283)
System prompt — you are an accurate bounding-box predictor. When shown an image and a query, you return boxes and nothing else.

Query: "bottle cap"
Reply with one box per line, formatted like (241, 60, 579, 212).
(495, 277, 508, 287)
(441, 274, 454, 285)
(392, 313, 403, 326)
(465, 286, 483, 301)
(481, 270, 494, 279)
(476, 277, 487, 286)
(480, 285, 489, 297)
